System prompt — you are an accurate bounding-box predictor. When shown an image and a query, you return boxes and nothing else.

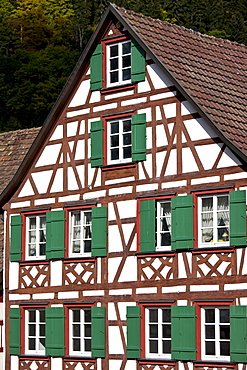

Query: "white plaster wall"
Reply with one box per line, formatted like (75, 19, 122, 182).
(31, 171, 53, 194)
(18, 179, 34, 197)
(51, 357, 63, 370)
(196, 144, 222, 170)
(68, 79, 90, 107)
(74, 140, 85, 160)
(217, 147, 241, 168)
(181, 100, 197, 115)
(10, 356, 18, 370)
(67, 121, 78, 137)
(67, 167, 79, 190)
(164, 103, 176, 118)
(165, 149, 177, 176)
(50, 168, 63, 193)
(108, 225, 123, 253)
(49, 125, 63, 141)
(9, 262, 19, 290)
(108, 326, 124, 354)
(118, 256, 137, 282)
(137, 78, 151, 93)
(184, 118, 217, 140)
(35, 144, 62, 167)
(50, 261, 62, 286)
(108, 257, 122, 283)
(182, 147, 199, 173)
(156, 124, 168, 147)
(147, 64, 173, 88)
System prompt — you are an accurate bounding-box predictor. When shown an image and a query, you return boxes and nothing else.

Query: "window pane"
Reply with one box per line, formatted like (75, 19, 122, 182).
(73, 212, 81, 225)
(39, 230, 46, 242)
(85, 309, 91, 322)
(160, 233, 171, 246)
(111, 121, 119, 134)
(111, 148, 119, 160)
(217, 196, 229, 210)
(39, 338, 45, 350)
(73, 310, 80, 322)
(40, 216, 46, 228)
(40, 324, 45, 336)
(85, 324, 91, 337)
(73, 338, 80, 351)
(150, 324, 158, 338)
(163, 340, 171, 354)
(29, 218, 36, 229)
(122, 68, 131, 81)
(110, 71, 118, 83)
(123, 55, 131, 68)
(123, 120, 131, 132)
(205, 309, 215, 323)
(218, 227, 229, 242)
(162, 324, 171, 338)
(85, 338, 91, 351)
(149, 309, 158, 322)
(123, 146, 131, 159)
(220, 341, 230, 356)
(202, 197, 213, 211)
(220, 325, 230, 339)
(72, 241, 80, 253)
(110, 45, 118, 57)
(29, 324, 36, 336)
(205, 341, 215, 355)
(28, 338, 35, 350)
(73, 324, 80, 337)
(123, 133, 131, 145)
(220, 309, 230, 323)
(122, 42, 130, 54)
(40, 310, 45, 322)
(150, 340, 158, 353)
(40, 243, 46, 256)
(110, 58, 118, 70)
(202, 228, 214, 243)
(111, 135, 119, 147)
(162, 308, 171, 322)
(29, 311, 36, 322)
(205, 325, 215, 339)
(84, 240, 91, 253)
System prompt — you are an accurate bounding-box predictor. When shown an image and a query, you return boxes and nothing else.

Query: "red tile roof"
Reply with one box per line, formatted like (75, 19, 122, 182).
(115, 5, 247, 154)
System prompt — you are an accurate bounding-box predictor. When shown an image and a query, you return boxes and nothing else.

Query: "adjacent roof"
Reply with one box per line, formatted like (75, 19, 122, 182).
(0, 4, 246, 208)
(112, 5, 247, 153)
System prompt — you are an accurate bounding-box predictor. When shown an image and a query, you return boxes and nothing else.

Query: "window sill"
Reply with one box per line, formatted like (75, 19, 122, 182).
(101, 83, 135, 94)
(194, 361, 235, 367)
(136, 251, 176, 258)
(64, 357, 96, 362)
(19, 355, 49, 360)
(192, 246, 235, 254)
(101, 162, 136, 171)
(63, 257, 96, 263)
(20, 260, 49, 266)
(139, 359, 176, 365)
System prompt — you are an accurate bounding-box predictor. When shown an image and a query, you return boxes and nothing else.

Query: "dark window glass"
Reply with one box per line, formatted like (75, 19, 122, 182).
(122, 42, 131, 54)
(150, 340, 158, 353)
(205, 341, 215, 355)
(205, 309, 215, 323)
(220, 341, 230, 356)
(163, 340, 171, 354)
(110, 71, 118, 83)
(123, 68, 131, 81)
(110, 45, 118, 57)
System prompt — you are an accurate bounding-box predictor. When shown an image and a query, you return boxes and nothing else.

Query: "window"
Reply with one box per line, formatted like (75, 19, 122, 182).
(69, 307, 92, 356)
(108, 117, 132, 164)
(69, 209, 92, 257)
(139, 198, 172, 253)
(156, 200, 171, 250)
(145, 306, 171, 359)
(198, 194, 229, 247)
(25, 308, 45, 355)
(26, 214, 46, 259)
(201, 306, 230, 361)
(107, 40, 131, 87)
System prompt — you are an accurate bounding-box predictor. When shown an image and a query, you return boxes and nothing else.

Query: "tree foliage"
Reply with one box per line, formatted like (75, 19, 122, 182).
(0, 0, 246, 132)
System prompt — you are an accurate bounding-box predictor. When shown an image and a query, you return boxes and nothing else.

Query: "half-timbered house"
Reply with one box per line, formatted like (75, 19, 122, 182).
(1, 4, 247, 370)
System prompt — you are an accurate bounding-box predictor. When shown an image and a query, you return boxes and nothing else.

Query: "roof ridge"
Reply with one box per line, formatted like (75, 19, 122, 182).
(112, 3, 247, 49)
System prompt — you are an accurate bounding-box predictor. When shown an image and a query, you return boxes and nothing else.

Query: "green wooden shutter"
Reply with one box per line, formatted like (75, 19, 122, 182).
(10, 307, 21, 355)
(132, 113, 146, 162)
(171, 195, 194, 250)
(91, 207, 107, 257)
(230, 305, 247, 362)
(90, 120, 104, 167)
(131, 38, 146, 83)
(140, 199, 155, 252)
(46, 210, 65, 259)
(45, 307, 65, 356)
(91, 306, 105, 357)
(230, 190, 246, 246)
(126, 306, 141, 359)
(90, 44, 103, 91)
(171, 305, 196, 361)
(10, 215, 22, 262)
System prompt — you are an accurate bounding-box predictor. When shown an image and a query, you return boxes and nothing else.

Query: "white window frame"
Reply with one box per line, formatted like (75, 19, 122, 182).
(69, 307, 92, 357)
(201, 306, 230, 361)
(156, 200, 172, 251)
(106, 40, 131, 87)
(107, 117, 132, 165)
(69, 209, 92, 258)
(25, 308, 45, 355)
(198, 193, 229, 247)
(26, 214, 46, 260)
(145, 306, 171, 359)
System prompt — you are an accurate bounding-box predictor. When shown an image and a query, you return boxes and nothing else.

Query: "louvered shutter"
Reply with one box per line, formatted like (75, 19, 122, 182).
(171, 195, 194, 250)
(230, 305, 247, 362)
(140, 199, 155, 252)
(90, 44, 103, 90)
(45, 307, 65, 356)
(131, 38, 146, 82)
(91, 207, 107, 257)
(230, 190, 246, 246)
(90, 120, 104, 167)
(10, 307, 21, 355)
(91, 306, 105, 357)
(171, 305, 196, 361)
(46, 210, 65, 259)
(10, 215, 22, 262)
(132, 113, 146, 162)
(126, 306, 141, 358)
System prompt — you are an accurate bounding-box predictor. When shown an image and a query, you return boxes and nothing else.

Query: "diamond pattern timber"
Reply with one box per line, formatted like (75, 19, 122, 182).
(63, 261, 96, 285)
(138, 256, 177, 281)
(19, 359, 50, 370)
(138, 363, 176, 370)
(195, 367, 236, 370)
(192, 251, 236, 278)
(63, 361, 95, 370)
(20, 264, 49, 288)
